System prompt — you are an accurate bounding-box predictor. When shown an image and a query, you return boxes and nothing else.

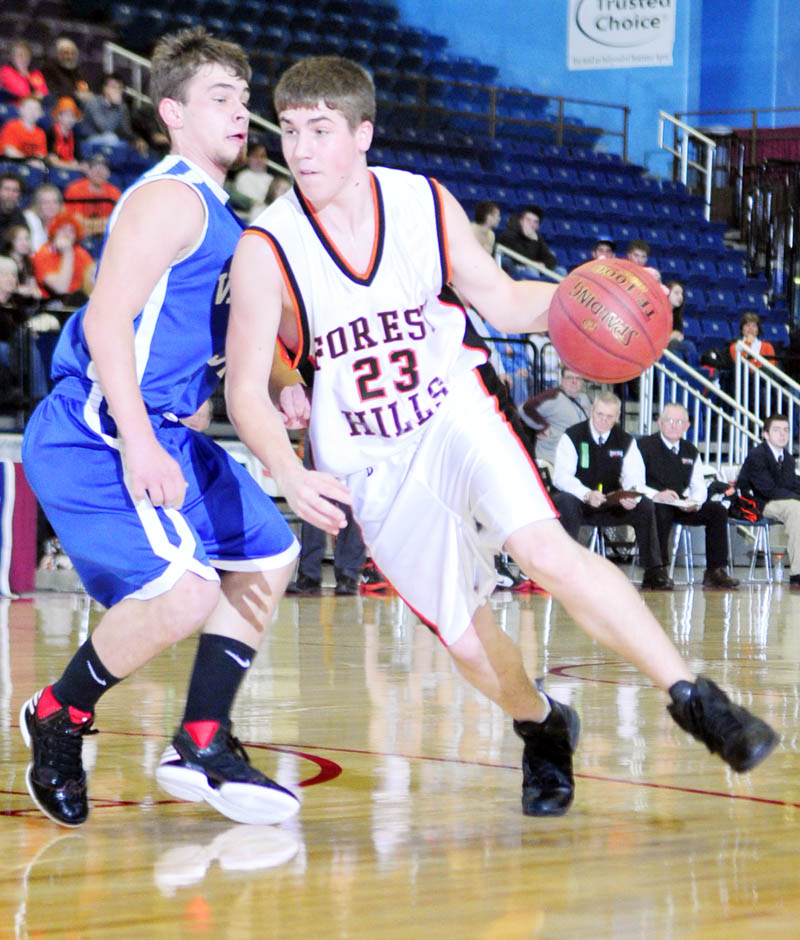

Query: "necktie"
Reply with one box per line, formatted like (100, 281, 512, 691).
(673, 446, 679, 455)
(598, 436, 605, 446)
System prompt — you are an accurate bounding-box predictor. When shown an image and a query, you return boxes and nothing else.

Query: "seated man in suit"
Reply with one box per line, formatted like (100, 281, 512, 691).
(552, 391, 673, 590)
(638, 403, 739, 589)
(737, 413, 800, 588)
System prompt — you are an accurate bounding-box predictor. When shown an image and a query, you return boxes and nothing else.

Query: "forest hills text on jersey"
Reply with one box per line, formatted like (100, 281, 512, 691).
(312, 305, 451, 439)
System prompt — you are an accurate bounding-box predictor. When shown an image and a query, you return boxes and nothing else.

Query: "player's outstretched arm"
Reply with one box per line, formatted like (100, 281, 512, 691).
(441, 184, 557, 334)
(82, 180, 205, 508)
(226, 232, 350, 535)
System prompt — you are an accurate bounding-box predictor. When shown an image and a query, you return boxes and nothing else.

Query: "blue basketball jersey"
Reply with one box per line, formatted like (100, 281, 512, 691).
(50, 154, 243, 420)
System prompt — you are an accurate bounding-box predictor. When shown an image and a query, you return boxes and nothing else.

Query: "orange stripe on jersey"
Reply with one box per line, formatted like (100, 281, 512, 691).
(472, 367, 557, 513)
(243, 227, 306, 370)
(429, 177, 452, 285)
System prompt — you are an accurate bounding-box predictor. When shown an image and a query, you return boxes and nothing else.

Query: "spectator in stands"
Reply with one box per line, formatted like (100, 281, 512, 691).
(0, 41, 48, 103)
(665, 278, 700, 369)
(265, 174, 291, 204)
(23, 182, 63, 252)
(626, 237, 661, 282)
(64, 153, 121, 237)
(471, 199, 501, 255)
(551, 390, 674, 590)
(0, 254, 27, 408)
(32, 211, 95, 306)
(638, 402, 739, 589)
(129, 98, 169, 158)
(0, 96, 47, 166)
(736, 413, 800, 588)
(592, 236, 616, 260)
(497, 204, 559, 277)
(521, 364, 592, 467)
(2, 223, 42, 300)
(729, 311, 775, 366)
(229, 140, 274, 221)
(0, 172, 27, 233)
(81, 73, 148, 156)
(42, 37, 92, 104)
(47, 96, 83, 170)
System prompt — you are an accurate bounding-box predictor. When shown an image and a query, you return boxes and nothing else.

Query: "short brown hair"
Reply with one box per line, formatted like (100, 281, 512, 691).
(274, 56, 375, 130)
(149, 27, 250, 112)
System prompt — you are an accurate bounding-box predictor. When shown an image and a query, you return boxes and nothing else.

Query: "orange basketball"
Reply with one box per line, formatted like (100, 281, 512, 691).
(548, 258, 672, 382)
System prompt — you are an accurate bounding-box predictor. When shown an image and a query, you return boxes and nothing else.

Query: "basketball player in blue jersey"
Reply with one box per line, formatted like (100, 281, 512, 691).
(18, 29, 320, 828)
(226, 57, 777, 818)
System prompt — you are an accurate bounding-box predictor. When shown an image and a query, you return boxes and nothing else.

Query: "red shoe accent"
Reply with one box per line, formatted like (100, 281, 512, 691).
(67, 705, 93, 724)
(36, 686, 62, 719)
(513, 580, 549, 595)
(184, 720, 221, 749)
(36, 686, 92, 724)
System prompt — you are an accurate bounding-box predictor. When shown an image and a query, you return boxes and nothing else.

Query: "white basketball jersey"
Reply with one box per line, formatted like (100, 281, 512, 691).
(248, 167, 485, 476)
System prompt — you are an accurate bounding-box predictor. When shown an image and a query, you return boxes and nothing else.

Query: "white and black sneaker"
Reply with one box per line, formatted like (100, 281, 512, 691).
(494, 554, 526, 589)
(155, 719, 299, 825)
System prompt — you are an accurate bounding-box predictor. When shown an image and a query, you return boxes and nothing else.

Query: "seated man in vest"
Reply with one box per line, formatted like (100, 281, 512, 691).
(552, 391, 673, 590)
(737, 413, 800, 589)
(638, 403, 739, 589)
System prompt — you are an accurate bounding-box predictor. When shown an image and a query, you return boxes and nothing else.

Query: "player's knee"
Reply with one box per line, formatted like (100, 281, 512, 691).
(158, 576, 220, 644)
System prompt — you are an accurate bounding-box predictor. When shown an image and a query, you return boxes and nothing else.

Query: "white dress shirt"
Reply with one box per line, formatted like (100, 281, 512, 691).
(553, 423, 646, 501)
(640, 434, 708, 504)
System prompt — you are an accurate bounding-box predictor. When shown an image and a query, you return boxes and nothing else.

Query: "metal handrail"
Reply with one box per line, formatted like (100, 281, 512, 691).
(639, 348, 763, 475)
(658, 110, 716, 221)
(493, 244, 564, 282)
(102, 41, 631, 159)
(732, 341, 800, 445)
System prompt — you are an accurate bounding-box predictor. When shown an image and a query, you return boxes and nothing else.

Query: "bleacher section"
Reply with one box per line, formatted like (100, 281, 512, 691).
(1, 0, 791, 361)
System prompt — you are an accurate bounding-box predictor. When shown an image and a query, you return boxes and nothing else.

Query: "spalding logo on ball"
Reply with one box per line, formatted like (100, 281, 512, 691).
(548, 258, 672, 382)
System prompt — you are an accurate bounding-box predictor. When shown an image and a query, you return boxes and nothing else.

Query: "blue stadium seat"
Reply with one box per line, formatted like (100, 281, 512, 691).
(547, 191, 576, 217)
(705, 288, 737, 313)
(688, 259, 718, 284)
(736, 286, 766, 310)
(659, 257, 689, 280)
(516, 163, 551, 186)
(49, 167, 84, 188)
(552, 218, 586, 239)
(716, 258, 745, 288)
(612, 222, 642, 244)
(761, 320, 789, 347)
(665, 229, 699, 251)
(626, 197, 655, 219)
(599, 196, 629, 220)
(683, 286, 707, 308)
(549, 165, 580, 191)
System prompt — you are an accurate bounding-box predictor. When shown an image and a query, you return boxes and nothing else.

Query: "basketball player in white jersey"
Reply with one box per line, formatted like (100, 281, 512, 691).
(226, 57, 778, 817)
(19, 29, 309, 828)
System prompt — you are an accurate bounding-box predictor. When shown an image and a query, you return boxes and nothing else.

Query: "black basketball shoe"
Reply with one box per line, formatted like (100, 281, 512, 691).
(156, 719, 300, 824)
(19, 687, 96, 827)
(667, 675, 779, 772)
(514, 690, 581, 817)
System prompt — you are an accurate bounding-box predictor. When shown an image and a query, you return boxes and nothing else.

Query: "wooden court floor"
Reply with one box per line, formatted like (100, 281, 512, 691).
(0, 578, 799, 939)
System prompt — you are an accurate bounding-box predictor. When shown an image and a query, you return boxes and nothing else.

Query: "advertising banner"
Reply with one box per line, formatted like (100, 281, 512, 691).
(567, 0, 676, 70)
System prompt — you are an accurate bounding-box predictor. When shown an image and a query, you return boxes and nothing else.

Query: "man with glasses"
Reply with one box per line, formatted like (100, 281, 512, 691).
(552, 391, 673, 590)
(639, 403, 739, 589)
(521, 364, 592, 467)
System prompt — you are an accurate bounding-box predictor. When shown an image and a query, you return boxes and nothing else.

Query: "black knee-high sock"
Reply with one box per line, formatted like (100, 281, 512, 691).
(51, 636, 121, 713)
(182, 633, 256, 725)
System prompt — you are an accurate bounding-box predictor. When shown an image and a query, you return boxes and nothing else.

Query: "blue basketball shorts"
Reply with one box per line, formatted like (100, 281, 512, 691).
(22, 384, 299, 608)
